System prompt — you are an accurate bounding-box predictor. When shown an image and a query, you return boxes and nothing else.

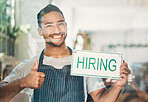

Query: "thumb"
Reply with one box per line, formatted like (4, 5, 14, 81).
(32, 60, 38, 71)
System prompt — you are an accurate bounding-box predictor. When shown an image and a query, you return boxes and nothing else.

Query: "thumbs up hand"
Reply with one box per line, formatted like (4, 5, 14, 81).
(20, 60, 45, 89)
(32, 60, 38, 72)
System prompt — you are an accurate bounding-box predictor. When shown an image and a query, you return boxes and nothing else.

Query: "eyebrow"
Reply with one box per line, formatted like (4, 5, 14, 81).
(45, 20, 65, 25)
(45, 22, 52, 25)
(58, 20, 65, 23)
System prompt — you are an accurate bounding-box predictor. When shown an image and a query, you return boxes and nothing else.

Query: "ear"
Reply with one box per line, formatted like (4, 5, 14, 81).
(38, 27, 43, 36)
(65, 22, 67, 27)
(65, 22, 68, 31)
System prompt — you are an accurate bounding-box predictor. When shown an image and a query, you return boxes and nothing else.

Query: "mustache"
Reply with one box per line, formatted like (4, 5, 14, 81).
(49, 32, 65, 37)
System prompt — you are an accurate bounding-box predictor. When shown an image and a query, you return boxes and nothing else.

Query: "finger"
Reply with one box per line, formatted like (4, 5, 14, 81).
(122, 60, 128, 66)
(123, 67, 131, 74)
(120, 61, 130, 72)
(39, 83, 43, 88)
(120, 69, 130, 75)
(120, 68, 128, 74)
(39, 80, 44, 87)
(32, 60, 38, 71)
(120, 71, 129, 77)
(120, 74, 128, 79)
(123, 60, 125, 63)
(120, 71, 129, 76)
(38, 72, 45, 77)
(121, 66, 131, 74)
(36, 83, 42, 88)
(120, 62, 128, 68)
(39, 77, 45, 82)
(39, 81, 44, 85)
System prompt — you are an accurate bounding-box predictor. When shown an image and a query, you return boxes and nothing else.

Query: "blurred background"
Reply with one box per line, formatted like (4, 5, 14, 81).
(0, 0, 148, 102)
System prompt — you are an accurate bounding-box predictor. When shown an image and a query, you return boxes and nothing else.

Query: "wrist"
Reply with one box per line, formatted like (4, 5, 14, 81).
(19, 77, 27, 88)
(113, 84, 124, 90)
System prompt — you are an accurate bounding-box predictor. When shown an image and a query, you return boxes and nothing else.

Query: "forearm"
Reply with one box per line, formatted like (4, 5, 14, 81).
(0, 69, 45, 102)
(91, 61, 130, 102)
(0, 79, 25, 102)
(99, 85, 123, 102)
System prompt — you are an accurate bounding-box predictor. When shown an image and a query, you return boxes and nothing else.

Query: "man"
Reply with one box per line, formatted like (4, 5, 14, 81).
(0, 4, 130, 102)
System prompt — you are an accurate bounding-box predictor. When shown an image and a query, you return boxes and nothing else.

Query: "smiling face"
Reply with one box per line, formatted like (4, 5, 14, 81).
(38, 11, 67, 47)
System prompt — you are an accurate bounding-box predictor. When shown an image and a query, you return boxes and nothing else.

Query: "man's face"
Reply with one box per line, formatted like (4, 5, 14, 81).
(39, 11, 67, 47)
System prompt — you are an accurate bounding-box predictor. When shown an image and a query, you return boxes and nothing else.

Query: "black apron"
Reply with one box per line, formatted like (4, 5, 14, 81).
(33, 47, 85, 102)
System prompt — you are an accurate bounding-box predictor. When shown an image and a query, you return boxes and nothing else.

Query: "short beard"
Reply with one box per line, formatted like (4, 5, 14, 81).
(47, 40, 65, 47)
(46, 34, 66, 47)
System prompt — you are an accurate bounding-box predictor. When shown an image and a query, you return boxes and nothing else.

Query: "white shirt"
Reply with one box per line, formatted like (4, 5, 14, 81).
(3, 54, 105, 102)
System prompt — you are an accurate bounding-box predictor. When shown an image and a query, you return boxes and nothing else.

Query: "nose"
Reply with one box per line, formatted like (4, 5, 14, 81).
(52, 25, 60, 34)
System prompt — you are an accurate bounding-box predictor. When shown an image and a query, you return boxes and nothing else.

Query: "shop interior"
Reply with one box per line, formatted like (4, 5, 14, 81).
(0, 0, 148, 102)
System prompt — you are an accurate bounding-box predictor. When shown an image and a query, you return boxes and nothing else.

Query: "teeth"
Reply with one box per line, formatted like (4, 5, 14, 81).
(53, 35, 62, 38)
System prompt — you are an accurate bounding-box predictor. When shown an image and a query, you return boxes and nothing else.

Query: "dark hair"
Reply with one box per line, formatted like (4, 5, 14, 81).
(37, 4, 64, 28)
(3, 65, 13, 80)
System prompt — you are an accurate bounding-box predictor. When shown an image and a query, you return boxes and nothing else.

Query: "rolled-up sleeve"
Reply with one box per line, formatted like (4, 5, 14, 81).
(2, 59, 36, 96)
(86, 77, 106, 94)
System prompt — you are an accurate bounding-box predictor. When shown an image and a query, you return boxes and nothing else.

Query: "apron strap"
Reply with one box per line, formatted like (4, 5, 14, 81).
(38, 49, 45, 66)
(67, 46, 72, 55)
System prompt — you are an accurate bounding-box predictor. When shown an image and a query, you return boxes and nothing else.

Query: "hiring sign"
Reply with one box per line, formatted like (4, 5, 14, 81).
(71, 50, 123, 79)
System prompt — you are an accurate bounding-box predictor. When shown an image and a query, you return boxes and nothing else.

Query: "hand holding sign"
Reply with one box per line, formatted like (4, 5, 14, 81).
(115, 60, 131, 88)
(20, 60, 45, 89)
